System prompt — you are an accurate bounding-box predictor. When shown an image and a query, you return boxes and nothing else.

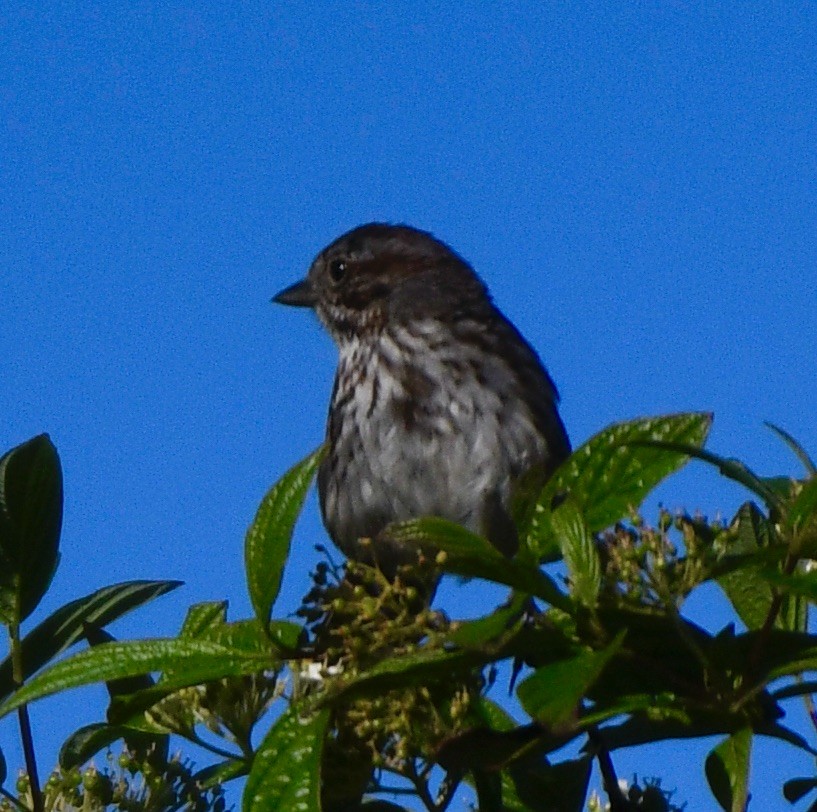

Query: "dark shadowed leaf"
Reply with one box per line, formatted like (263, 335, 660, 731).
(551, 500, 600, 607)
(526, 413, 712, 559)
(243, 704, 329, 812)
(0, 434, 63, 624)
(517, 633, 625, 726)
(435, 723, 557, 774)
(473, 769, 503, 812)
(0, 580, 181, 703)
(245, 446, 324, 633)
(705, 728, 752, 812)
(0, 638, 273, 720)
(333, 647, 482, 702)
(508, 755, 592, 812)
(783, 777, 817, 803)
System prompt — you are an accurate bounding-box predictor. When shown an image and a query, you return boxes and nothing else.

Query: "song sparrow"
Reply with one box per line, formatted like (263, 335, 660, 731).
(274, 224, 570, 579)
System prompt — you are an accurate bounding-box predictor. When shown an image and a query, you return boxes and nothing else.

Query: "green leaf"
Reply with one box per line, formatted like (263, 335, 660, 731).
(717, 503, 775, 630)
(179, 601, 301, 652)
(765, 422, 817, 477)
(245, 446, 324, 633)
(389, 517, 572, 611)
(0, 580, 181, 703)
(705, 728, 752, 812)
(180, 601, 228, 637)
(59, 723, 129, 770)
(334, 647, 482, 702)
(0, 638, 273, 720)
(789, 477, 817, 546)
(0, 434, 63, 624)
(634, 440, 784, 514)
(243, 704, 329, 812)
(760, 569, 817, 603)
(194, 759, 249, 789)
(447, 595, 527, 650)
(517, 632, 625, 727)
(83, 622, 160, 701)
(550, 500, 600, 607)
(526, 413, 712, 559)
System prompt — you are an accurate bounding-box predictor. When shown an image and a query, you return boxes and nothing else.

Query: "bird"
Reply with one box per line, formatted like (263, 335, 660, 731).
(273, 223, 570, 580)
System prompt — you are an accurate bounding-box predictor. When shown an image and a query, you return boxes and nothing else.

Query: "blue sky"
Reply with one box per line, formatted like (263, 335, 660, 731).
(2, 3, 816, 809)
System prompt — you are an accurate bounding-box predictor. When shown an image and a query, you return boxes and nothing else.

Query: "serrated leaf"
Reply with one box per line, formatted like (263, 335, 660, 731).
(550, 500, 600, 607)
(180, 602, 301, 652)
(0, 638, 273, 720)
(705, 728, 752, 812)
(526, 413, 712, 559)
(717, 503, 775, 630)
(180, 601, 228, 638)
(243, 704, 329, 812)
(245, 446, 324, 633)
(517, 632, 625, 727)
(389, 517, 572, 611)
(0, 434, 63, 624)
(0, 580, 181, 703)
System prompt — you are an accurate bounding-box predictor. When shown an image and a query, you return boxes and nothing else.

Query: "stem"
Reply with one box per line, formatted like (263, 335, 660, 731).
(186, 731, 242, 762)
(404, 760, 438, 811)
(587, 727, 629, 812)
(9, 624, 43, 812)
(0, 786, 29, 812)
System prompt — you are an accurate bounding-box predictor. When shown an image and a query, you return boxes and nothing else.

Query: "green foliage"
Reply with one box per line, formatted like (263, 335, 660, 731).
(0, 434, 63, 625)
(1, 414, 817, 811)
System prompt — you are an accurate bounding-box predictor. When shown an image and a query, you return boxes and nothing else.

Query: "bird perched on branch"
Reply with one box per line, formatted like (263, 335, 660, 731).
(274, 223, 570, 580)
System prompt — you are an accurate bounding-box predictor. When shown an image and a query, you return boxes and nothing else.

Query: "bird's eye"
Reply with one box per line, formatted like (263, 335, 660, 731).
(328, 259, 347, 283)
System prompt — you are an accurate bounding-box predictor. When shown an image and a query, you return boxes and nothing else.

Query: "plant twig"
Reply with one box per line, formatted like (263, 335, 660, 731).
(587, 726, 629, 811)
(9, 624, 43, 812)
(0, 785, 29, 812)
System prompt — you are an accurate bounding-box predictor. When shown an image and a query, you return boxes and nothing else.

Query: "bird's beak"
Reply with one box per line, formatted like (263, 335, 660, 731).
(272, 278, 317, 308)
